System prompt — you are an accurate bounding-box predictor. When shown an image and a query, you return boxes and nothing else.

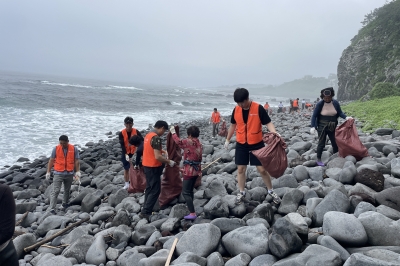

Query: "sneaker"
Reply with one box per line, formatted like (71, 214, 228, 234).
(184, 214, 197, 220)
(316, 161, 325, 166)
(235, 193, 245, 204)
(139, 212, 150, 221)
(269, 191, 281, 204)
(123, 183, 129, 190)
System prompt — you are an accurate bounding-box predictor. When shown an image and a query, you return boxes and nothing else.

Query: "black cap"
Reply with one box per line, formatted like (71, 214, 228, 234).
(124, 116, 133, 124)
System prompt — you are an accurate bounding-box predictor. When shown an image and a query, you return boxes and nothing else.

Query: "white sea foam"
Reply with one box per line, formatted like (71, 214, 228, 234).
(107, 85, 143, 90)
(41, 81, 93, 89)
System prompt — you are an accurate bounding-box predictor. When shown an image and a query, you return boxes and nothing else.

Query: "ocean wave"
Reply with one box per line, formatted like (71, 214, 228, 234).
(107, 85, 143, 90)
(41, 81, 93, 89)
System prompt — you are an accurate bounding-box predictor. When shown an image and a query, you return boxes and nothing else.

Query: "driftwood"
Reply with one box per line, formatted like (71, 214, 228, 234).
(165, 238, 178, 266)
(201, 157, 221, 171)
(24, 217, 90, 253)
(15, 211, 29, 226)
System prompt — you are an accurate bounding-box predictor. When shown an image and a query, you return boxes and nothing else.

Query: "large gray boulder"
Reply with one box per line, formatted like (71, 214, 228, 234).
(272, 244, 342, 266)
(222, 224, 269, 259)
(62, 235, 94, 263)
(36, 255, 73, 266)
(277, 189, 304, 215)
(85, 236, 106, 265)
(319, 236, 350, 262)
(118, 249, 146, 266)
(210, 218, 246, 234)
(206, 252, 224, 266)
(249, 254, 277, 266)
(37, 216, 73, 236)
(81, 192, 101, 213)
(323, 211, 367, 246)
(343, 253, 396, 266)
(203, 195, 229, 219)
(312, 189, 350, 226)
(358, 211, 400, 246)
(171, 252, 207, 266)
(132, 225, 157, 245)
(375, 187, 400, 211)
(353, 201, 376, 218)
(13, 233, 36, 259)
(268, 218, 302, 259)
(225, 253, 251, 266)
(176, 224, 221, 257)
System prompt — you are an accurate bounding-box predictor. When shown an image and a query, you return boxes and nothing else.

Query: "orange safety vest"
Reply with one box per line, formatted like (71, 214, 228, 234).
(54, 144, 75, 172)
(142, 132, 162, 167)
(121, 128, 137, 154)
(211, 112, 221, 123)
(293, 100, 299, 107)
(234, 102, 263, 145)
(264, 104, 269, 109)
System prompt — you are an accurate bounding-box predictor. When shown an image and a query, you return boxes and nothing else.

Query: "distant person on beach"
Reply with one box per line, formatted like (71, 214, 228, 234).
(129, 135, 144, 168)
(264, 102, 270, 111)
(119, 116, 142, 189)
(225, 88, 282, 205)
(140, 120, 173, 220)
(210, 108, 221, 138)
(302, 99, 306, 110)
(292, 98, 300, 113)
(46, 135, 80, 214)
(278, 102, 283, 113)
(0, 184, 18, 266)
(170, 125, 202, 220)
(289, 99, 293, 113)
(311, 87, 352, 166)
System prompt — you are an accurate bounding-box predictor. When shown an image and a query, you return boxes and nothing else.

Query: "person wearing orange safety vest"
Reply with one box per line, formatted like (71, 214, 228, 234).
(225, 88, 281, 205)
(119, 116, 142, 189)
(210, 108, 221, 138)
(139, 120, 173, 220)
(292, 98, 299, 113)
(264, 102, 270, 111)
(46, 135, 80, 214)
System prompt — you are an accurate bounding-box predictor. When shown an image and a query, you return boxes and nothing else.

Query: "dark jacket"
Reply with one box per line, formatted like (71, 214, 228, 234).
(0, 184, 15, 246)
(311, 99, 346, 128)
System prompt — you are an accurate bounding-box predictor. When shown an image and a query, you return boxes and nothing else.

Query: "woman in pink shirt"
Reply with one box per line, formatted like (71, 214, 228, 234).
(170, 125, 203, 220)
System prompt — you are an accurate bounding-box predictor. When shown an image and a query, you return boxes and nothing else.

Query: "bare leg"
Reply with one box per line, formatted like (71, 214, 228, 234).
(237, 165, 247, 191)
(256, 165, 273, 190)
(124, 169, 129, 182)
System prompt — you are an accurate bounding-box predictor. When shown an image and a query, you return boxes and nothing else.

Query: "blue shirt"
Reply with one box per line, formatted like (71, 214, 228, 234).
(311, 100, 347, 128)
(50, 146, 80, 175)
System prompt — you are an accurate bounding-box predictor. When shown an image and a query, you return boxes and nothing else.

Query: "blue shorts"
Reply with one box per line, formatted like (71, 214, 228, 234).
(121, 154, 134, 170)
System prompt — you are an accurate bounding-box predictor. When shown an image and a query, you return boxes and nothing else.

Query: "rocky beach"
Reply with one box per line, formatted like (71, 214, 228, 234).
(2, 110, 400, 266)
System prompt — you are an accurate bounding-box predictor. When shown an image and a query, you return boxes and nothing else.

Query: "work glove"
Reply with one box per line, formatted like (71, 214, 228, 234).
(125, 154, 130, 162)
(168, 160, 176, 167)
(169, 125, 176, 135)
(346, 116, 353, 120)
(274, 132, 281, 137)
(45, 172, 51, 180)
(134, 165, 139, 170)
(224, 139, 230, 150)
(310, 128, 316, 135)
(74, 171, 81, 182)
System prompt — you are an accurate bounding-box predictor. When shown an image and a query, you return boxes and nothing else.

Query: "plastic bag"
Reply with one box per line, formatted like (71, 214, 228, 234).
(218, 121, 228, 137)
(251, 133, 288, 178)
(335, 119, 368, 160)
(159, 126, 183, 208)
(128, 163, 146, 193)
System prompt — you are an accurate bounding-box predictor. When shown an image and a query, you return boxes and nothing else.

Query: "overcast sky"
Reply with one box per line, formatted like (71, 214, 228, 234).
(0, 0, 387, 87)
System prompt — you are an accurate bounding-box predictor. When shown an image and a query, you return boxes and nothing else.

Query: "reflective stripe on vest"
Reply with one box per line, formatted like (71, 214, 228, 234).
(121, 128, 137, 154)
(54, 144, 75, 172)
(234, 102, 263, 145)
(142, 132, 162, 167)
(211, 112, 221, 123)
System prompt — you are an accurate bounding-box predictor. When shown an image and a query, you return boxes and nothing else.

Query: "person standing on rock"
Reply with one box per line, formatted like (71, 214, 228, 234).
(310, 87, 353, 166)
(224, 88, 282, 204)
(119, 116, 142, 189)
(140, 120, 175, 220)
(264, 102, 270, 111)
(301, 99, 306, 110)
(278, 102, 283, 113)
(0, 184, 18, 266)
(210, 108, 221, 138)
(170, 125, 203, 220)
(46, 135, 81, 214)
(129, 135, 144, 169)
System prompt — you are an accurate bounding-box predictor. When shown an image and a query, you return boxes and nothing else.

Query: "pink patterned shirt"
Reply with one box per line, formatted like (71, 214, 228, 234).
(171, 134, 203, 177)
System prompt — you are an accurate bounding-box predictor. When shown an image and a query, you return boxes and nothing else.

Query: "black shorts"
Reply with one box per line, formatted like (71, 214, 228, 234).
(121, 154, 133, 170)
(235, 142, 264, 166)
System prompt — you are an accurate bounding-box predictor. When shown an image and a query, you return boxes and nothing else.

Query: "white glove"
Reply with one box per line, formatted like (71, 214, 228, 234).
(45, 172, 51, 180)
(125, 154, 130, 161)
(168, 160, 176, 167)
(310, 128, 316, 135)
(274, 132, 281, 137)
(209, 121, 211, 125)
(346, 116, 353, 120)
(170, 125, 176, 134)
(134, 165, 139, 170)
(224, 139, 230, 149)
(74, 171, 81, 181)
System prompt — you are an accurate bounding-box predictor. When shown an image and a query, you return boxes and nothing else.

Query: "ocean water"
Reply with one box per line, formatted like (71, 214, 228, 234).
(0, 71, 287, 169)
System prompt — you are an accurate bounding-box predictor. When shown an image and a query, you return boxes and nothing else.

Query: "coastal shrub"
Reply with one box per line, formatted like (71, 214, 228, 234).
(342, 96, 400, 132)
(368, 82, 400, 100)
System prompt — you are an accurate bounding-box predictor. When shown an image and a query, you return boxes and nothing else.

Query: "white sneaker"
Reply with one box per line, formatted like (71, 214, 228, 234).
(123, 183, 129, 190)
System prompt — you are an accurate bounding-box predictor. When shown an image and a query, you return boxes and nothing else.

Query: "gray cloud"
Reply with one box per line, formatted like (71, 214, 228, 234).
(0, 0, 387, 86)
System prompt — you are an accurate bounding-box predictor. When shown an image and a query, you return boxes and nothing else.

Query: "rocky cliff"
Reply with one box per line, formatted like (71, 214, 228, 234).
(337, 0, 400, 101)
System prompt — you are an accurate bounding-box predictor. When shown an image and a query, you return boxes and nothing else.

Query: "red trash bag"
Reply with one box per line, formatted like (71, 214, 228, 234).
(128, 162, 146, 193)
(335, 119, 369, 161)
(218, 121, 228, 137)
(159, 126, 183, 208)
(251, 133, 288, 178)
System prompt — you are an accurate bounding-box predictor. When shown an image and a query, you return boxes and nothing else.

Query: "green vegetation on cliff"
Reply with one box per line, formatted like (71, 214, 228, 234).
(342, 96, 400, 132)
(361, 82, 400, 101)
